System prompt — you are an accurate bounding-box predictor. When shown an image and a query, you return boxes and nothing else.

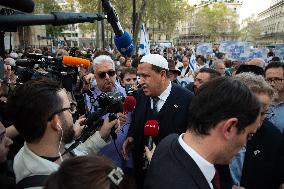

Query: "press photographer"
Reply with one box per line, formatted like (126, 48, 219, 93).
(5, 77, 119, 189)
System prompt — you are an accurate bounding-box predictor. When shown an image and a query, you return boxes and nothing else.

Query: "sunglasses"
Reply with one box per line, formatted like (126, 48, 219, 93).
(98, 70, 116, 79)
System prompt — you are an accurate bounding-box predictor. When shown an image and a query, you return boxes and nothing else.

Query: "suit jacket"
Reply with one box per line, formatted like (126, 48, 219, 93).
(144, 134, 211, 189)
(178, 66, 190, 76)
(219, 119, 284, 189)
(127, 83, 193, 187)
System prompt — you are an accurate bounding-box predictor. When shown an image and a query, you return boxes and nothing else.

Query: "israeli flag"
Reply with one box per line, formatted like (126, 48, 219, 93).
(189, 49, 197, 72)
(138, 23, 150, 56)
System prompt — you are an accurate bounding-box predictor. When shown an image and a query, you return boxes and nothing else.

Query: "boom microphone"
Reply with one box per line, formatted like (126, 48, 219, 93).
(0, 0, 35, 13)
(101, 0, 134, 57)
(144, 120, 159, 151)
(123, 96, 136, 113)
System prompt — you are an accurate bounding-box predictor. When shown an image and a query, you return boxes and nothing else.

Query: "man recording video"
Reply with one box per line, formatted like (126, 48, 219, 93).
(5, 77, 118, 189)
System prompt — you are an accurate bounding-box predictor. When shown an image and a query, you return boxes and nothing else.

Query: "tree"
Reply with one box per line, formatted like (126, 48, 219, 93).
(77, 0, 190, 52)
(194, 2, 240, 42)
(34, 0, 67, 37)
(240, 15, 262, 43)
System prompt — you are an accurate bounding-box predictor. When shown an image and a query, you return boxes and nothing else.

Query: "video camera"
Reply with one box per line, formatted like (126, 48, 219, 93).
(11, 53, 90, 91)
(64, 91, 125, 153)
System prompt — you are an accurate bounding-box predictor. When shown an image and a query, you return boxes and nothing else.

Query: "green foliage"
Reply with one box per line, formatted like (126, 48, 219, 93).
(77, 0, 191, 49)
(146, 0, 191, 33)
(240, 15, 262, 43)
(34, 0, 67, 37)
(194, 2, 240, 42)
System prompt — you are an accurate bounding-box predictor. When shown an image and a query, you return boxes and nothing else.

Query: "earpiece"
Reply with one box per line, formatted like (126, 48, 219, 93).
(57, 124, 62, 131)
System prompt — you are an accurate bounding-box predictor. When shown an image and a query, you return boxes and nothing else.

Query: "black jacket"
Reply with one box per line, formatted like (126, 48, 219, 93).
(219, 119, 284, 189)
(144, 134, 211, 189)
(127, 83, 193, 187)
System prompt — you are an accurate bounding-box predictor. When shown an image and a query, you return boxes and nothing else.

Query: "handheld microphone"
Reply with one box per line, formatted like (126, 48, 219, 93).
(0, 0, 35, 13)
(123, 96, 136, 113)
(144, 120, 159, 151)
(101, 0, 134, 57)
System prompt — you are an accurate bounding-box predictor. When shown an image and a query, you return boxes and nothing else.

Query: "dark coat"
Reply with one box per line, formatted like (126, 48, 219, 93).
(127, 83, 193, 187)
(219, 119, 284, 189)
(144, 134, 211, 189)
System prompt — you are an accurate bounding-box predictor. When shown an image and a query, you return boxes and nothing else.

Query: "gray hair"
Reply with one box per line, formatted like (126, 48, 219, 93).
(235, 72, 275, 100)
(92, 55, 115, 72)
(211, 60, 224, 70)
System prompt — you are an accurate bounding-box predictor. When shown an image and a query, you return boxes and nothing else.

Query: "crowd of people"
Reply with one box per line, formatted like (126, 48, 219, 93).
(0, 44, 283, 189)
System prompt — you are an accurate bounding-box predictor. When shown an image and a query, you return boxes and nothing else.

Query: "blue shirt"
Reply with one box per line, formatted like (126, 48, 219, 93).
(269, 102, 284, 133)
(85, 81, 133, 168)
(229, 147, 246, 186)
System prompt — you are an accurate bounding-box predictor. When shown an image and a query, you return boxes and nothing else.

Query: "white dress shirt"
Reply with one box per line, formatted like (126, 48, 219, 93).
(178, 134, 215, 189)
(150, 82, 172, 112)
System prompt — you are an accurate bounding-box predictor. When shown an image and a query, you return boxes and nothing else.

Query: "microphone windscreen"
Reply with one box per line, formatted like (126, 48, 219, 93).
(123, 96, 136, 113)
(114, 31, 134, 57)
(62, 56, 90, 68)
(144, 120, 159, 137)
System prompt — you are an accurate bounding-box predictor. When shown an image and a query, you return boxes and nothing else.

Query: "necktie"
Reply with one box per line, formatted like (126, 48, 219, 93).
(211, 168, 221, 189)
(152, 97, 159, 113)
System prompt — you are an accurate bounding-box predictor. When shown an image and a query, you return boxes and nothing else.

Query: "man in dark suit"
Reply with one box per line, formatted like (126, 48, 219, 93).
(144, 77, 262, 189)
(122, 54, 193, 188)
(218, 72, 284, 189)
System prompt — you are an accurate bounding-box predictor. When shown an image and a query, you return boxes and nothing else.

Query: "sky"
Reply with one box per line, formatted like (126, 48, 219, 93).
(239, 0, 271, 21)
(188, 0, 271, 21)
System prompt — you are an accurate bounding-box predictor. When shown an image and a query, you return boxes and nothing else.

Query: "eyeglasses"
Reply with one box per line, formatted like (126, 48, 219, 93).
(48, 107, 72, 121)
(266, 77, 284, 83)
(98, 70, 116, 79)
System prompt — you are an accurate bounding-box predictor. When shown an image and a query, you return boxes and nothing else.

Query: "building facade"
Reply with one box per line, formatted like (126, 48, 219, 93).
(174, 0, 242, 46)
(257, 0, 284, 46)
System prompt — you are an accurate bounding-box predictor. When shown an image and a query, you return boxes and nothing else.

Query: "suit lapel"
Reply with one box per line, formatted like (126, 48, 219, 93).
(172, 138, 211, 189)
(159, 84, 179, 115)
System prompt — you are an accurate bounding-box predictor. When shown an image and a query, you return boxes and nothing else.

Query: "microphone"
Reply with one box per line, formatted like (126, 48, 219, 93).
(123, 96, 136, 113)
(61, 56, 91, 68)
(144, 120, 159, 151)
(101, 0, 134, 57)
(0, 0, 35, 13)
(16, 55, 91, 69)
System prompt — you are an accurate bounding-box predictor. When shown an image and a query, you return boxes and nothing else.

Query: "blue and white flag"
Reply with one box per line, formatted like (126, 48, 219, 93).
(138, 23, 150, 56)
(275, 44, 284, 60)
(196, 43, 213, 56)
(249, 48, 267, 59)
(189, 49, 197, 72)
(220, 41, 251, 61)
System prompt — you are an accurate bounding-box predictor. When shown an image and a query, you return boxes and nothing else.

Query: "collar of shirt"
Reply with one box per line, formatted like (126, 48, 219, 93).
(181, 67, 188, 76)
(151, 82, 172, 112)
(178, 134, 215, 188)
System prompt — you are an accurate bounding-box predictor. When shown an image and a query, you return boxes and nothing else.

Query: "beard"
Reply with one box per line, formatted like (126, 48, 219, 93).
(63, 125, 75, 144)
(60, 117, 75, 144)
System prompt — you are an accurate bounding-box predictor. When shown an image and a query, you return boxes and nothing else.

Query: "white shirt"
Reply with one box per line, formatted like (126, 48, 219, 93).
(150, 82, 172, 112)
(178, 134, 215, 189)
(180, 66, 189, 77)
(13, 131, 109, 188)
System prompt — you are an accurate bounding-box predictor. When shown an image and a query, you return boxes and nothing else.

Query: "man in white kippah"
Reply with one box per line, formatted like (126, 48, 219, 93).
(123, 53, 194, 188)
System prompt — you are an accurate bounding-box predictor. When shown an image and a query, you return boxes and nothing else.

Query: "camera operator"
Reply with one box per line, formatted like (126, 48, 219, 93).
(5, 77, 118, 189)
(119, 67, 138, 95)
